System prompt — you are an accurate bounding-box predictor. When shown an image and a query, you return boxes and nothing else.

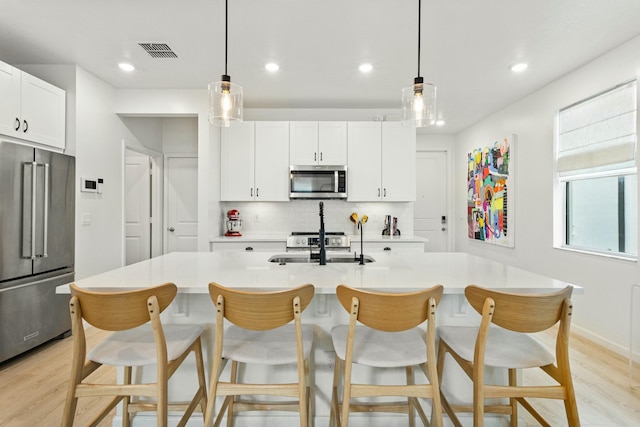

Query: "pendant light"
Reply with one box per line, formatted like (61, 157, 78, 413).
(401, 0, 436, 127)
(209, 0, 243, 126)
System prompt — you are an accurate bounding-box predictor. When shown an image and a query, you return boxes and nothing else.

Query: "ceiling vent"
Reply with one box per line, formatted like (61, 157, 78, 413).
(138, 43, 178, 58)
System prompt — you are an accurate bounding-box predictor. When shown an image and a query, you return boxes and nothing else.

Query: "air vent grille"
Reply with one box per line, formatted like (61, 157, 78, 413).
(138, 43, 178, 58)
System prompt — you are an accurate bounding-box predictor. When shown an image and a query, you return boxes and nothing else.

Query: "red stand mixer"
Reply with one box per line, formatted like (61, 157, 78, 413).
(224, 209, 243, 236)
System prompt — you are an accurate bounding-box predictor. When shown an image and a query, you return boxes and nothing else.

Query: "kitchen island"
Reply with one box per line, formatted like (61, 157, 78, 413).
(59, 251, 582, 427)
(62, 250, 575, 294)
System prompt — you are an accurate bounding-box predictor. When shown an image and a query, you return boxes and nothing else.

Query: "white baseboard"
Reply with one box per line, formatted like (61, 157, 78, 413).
(571, 323, 631, 358)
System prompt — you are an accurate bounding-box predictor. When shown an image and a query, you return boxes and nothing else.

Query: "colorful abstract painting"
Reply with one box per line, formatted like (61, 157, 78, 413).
(467, 135, 514, 247)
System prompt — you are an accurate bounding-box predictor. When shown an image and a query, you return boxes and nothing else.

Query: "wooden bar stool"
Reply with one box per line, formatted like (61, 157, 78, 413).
(437, 285, 580, 427)
(329, 284, 444, 427)
(61, 283, 207, 427)
(205, 282, 315, 427)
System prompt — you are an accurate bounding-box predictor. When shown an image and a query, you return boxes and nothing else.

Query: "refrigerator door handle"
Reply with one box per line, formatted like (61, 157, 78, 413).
(29, 162, 37, 260)
(42, 163, 49, 258)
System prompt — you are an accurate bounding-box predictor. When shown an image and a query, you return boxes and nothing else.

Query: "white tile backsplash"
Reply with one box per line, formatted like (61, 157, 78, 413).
(219, 201, 414, 237)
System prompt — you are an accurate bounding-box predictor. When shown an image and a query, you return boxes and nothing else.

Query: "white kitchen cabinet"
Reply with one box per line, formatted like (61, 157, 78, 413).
(347, 122, 382, 201)
(0, 60, 66, 149)
(355, 241, 425, 252)
(220, 121, 289, 201)
(381, 122, 416, 201)
(221, 122, 255, 201)
(254, 121, 290, 201)
(347, 121, 416, 202)
(290, 121, 347, 165)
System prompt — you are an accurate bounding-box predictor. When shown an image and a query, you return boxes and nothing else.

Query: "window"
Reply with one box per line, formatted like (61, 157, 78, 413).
(556, 80, 637, 258)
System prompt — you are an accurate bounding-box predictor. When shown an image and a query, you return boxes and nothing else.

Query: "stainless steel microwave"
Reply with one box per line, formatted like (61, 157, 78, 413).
(289, 165, 347, 199)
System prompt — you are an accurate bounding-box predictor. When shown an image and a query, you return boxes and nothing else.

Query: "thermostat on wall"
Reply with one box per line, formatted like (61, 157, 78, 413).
(81, 178, 98, 193)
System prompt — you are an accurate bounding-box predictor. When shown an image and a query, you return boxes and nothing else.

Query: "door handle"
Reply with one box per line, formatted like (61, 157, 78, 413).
(30, 162, 37, 259)
(28, 162, 38, 259)
(168, 227, 175, 232)
(42, 163, 49, 258)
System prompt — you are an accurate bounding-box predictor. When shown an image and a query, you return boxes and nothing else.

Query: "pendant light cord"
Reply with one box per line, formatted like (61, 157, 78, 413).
(224, 0, 228, 76)
(417, 0, 421, 78)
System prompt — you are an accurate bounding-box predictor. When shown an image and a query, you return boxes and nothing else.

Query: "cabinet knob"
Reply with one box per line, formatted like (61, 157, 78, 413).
(168, 227, 175, 232)
(245, 246, 254, 251)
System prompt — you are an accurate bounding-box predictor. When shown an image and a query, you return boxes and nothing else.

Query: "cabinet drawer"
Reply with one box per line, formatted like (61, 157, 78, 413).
(210, 241, 286, 252)
(358, 241, 425, 252)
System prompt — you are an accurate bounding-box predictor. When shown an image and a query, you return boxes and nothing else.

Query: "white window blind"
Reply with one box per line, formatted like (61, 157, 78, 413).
(558, 80, 637, 177)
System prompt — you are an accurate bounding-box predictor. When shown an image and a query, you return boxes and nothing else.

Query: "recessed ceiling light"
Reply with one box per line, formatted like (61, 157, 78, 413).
(118, 63, 135, 72)
(359, 63, 373, 73)
(265, 63, 279, 72)
(435, 119, 446, 127)
(510, 62, 528, 73)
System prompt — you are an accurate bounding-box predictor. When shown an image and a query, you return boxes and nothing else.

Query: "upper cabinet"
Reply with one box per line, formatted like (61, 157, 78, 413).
(347, 121, 416, 202)
(347, 122, 382, 201)
(0, 60, 66, 150)
(380, 122, 416, 201)
(220, 121, 289, 201)
(290, 121, 347, 165)
(220, 120, 414, 203)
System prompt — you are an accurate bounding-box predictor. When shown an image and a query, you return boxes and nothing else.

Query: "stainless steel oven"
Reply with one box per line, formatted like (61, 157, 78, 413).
(286, 232, 351, 252)
(289, 165, 347, 199)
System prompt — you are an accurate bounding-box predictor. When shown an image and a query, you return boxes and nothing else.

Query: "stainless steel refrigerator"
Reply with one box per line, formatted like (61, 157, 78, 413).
(0, 140, 75, 363)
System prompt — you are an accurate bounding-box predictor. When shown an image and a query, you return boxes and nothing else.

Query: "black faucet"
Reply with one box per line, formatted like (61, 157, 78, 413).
(318, 202, 326, 265)
(359, 221, 365, 265)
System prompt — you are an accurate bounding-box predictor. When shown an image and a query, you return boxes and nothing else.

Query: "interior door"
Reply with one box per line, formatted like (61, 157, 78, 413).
(125, 152, 151, 265)
(414, 151, 450, 251)
(166, 155, 198, 252)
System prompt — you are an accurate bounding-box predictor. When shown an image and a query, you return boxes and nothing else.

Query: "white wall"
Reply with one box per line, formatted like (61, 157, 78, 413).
(119, 117, 164, 153)
(162, 117, 198, 153)
(75, 67, 134, 279)
(454, 35, 640, 354)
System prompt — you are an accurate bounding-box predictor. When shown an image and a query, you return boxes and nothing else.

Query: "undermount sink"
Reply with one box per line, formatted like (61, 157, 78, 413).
(268, 254, 375, 264)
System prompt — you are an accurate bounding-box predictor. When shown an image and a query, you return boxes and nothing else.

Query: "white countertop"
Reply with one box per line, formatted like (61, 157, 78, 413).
(61, 251, 581, 295)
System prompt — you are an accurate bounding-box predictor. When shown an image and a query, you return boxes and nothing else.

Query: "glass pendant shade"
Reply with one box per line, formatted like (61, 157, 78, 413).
(401, 77, 436, 127)
(209, 75, 243, 126)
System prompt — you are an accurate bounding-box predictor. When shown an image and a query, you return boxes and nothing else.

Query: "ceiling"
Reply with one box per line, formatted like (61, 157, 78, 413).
(1, 0, 640, 133)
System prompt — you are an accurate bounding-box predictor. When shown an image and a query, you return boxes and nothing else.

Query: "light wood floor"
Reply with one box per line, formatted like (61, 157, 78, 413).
(0, 327, 638, 426)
